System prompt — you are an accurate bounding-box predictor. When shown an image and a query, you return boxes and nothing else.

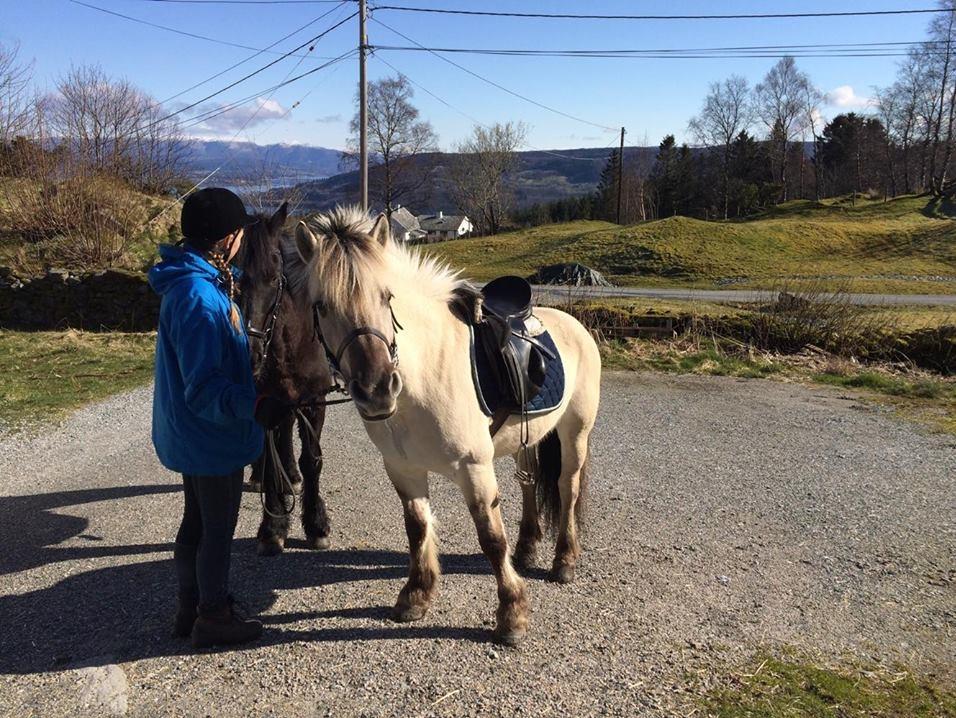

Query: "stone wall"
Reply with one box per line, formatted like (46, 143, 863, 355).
(0, 266, 159, 331)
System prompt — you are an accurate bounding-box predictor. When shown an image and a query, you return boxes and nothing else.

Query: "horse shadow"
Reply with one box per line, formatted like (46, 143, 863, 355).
(0, 484, 500, 675)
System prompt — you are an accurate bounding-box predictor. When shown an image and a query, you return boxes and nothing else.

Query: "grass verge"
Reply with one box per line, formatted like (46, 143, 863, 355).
(700, 653, 956, 717)
(0, 330, 155, 429)
(601, 339, 956, 435)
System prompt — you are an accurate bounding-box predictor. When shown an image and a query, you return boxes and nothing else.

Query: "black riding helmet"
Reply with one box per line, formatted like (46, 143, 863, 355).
(181, 188, 256, 248)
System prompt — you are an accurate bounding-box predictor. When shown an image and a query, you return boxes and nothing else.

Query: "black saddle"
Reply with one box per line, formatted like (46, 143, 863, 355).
(473, 276, 557, 434)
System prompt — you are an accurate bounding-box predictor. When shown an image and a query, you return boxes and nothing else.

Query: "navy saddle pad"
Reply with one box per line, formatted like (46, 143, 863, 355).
(469, 326, 565, 417)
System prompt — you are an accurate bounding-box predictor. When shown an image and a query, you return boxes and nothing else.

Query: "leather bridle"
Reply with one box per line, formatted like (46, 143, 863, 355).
(312, 297, 403, 390)
(245, 257, 286, 367)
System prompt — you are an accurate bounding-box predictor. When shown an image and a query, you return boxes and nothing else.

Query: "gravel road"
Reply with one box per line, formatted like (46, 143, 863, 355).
(529, 284, 956, 305)
(0, 373, 953, 717)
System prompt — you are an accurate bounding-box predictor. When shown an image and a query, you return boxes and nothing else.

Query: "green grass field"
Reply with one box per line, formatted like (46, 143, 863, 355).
(427, 195, 956, 294)
(0, 330, 156, 428)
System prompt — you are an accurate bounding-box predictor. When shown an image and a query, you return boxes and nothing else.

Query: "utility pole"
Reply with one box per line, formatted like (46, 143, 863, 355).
(616, 126, 625, 224)
(359, 0, 368, 212)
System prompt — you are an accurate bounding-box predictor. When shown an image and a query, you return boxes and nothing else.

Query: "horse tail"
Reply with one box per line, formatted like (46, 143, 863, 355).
(534, 430, 563, 534)
(534, 430, 588, 535)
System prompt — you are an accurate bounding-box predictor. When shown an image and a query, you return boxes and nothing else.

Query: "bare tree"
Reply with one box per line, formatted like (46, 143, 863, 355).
(0, 41, 34, 153)
(755, 57, 813, 200)
(346, 75, 438, 215)
(688, 75, 753, 219)
(48, 65, 186, 191)
(450, 122, 527, 235)
(801, 80, 825, 200)
(928, 0, 956, 195)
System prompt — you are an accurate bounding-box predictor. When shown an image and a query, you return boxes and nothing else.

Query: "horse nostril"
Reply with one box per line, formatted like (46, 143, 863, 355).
(349, 380, 370, 403)
(389, 371, 403, 396)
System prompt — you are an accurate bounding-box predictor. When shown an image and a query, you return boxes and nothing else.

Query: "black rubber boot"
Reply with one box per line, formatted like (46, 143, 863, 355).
(191, 600, 263, 649)
(173, 593, 198, 638)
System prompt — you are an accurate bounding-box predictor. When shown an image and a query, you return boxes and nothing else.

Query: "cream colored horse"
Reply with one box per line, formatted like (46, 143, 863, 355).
(288, 207, 601, 645)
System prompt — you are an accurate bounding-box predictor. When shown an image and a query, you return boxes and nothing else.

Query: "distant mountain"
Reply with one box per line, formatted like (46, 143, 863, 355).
(183, 140, 343, 183)
(282, 146, 660, 214)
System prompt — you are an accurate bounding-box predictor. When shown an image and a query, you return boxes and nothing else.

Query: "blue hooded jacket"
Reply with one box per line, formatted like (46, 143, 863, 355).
(148, 244, 263, 475)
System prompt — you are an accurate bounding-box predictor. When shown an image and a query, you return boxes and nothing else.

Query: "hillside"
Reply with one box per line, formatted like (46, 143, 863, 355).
(283, 146, 658, 213)
(425, 195, 956, 294)
(184, 140, 342, 184)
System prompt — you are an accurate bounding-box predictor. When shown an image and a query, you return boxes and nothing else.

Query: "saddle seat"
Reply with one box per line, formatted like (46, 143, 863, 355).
(468, 276, 565, 434)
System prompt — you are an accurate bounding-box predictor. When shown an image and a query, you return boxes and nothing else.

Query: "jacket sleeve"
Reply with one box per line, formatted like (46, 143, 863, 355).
(170, 296, 257, 425)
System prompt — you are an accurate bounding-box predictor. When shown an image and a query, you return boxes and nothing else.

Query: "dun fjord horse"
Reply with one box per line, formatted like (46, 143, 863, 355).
(286, 207, 601, 645)
(239, 202, 334, 555)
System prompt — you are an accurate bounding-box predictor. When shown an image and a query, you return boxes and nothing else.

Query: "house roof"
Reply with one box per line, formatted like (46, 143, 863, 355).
(389, 206, 421, 233)
(418, 214, 468, 232)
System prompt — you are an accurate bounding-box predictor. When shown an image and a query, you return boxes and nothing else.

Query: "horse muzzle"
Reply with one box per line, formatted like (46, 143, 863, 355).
(350, 370, 403, 422)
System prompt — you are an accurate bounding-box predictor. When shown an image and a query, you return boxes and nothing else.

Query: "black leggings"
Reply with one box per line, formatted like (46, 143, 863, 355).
(174, 471, 244, 611)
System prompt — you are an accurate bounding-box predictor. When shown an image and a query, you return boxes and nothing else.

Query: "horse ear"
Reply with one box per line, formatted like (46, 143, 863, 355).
(295, 220, 317, 262)
(370, 213, 390, 247)
(268, 201, 289, 234)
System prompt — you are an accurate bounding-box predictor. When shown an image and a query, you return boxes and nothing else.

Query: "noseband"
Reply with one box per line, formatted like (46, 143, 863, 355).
(312, 298, 403, 390)
(245, 258, 286, 366)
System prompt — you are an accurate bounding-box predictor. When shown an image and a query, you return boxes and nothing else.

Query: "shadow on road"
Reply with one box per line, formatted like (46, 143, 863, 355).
(1, 484, 501, 674)
(0, 484, 180, 575)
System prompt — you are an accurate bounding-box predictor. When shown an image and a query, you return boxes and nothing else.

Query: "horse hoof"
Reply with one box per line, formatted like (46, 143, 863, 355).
(549, 565, 575, 584)
(392, 604, 427, 623)
(512, 550, 537, 573)
(257, 539, 284, 557)
(306, 535, 331, 551)
(494, 627, 526, 647)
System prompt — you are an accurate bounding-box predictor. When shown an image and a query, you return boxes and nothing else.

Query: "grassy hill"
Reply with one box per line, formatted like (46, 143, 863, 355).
(426, 195, 956, 294)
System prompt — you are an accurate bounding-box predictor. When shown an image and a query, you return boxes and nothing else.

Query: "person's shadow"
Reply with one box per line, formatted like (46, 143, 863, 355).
(0, 485, 503, 675)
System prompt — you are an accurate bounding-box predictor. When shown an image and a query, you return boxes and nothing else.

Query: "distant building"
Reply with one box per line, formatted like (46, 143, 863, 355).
(388, 206, 427, 243)
(417, 211, 473, 242)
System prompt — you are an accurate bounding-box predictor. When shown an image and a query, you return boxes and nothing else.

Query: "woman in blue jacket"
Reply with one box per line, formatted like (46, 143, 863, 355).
(149, 188, 285, 649)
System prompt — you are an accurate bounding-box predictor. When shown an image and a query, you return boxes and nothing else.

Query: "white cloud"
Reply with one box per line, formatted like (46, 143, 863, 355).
(827, 85, 874, 110)
(187, 97, 290, 136)
(315, 113, 342, 124)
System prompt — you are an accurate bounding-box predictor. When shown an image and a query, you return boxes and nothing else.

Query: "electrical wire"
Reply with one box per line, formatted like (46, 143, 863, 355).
(159, 1, 348, 105)
(370, 5, 949, 21)
(370, 17, 618, 132)
(373, 54, 617, 162)
(70, 0, 340, 58)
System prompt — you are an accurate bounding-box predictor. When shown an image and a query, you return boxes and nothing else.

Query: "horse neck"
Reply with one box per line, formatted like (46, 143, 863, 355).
(389, 279, 456, 396)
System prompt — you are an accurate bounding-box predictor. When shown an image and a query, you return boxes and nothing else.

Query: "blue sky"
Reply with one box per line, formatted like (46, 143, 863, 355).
(2, 0, 935, 151)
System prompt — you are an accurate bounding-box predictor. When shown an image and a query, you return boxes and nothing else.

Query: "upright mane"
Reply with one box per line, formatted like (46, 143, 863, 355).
(284, 204, 478, 317)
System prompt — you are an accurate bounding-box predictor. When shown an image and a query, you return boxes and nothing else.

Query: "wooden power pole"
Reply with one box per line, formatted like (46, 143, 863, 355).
(616, 126, 625, 224)
(359, 0, 369, 212)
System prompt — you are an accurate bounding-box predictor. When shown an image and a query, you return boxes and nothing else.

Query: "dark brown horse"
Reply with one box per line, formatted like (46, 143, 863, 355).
(239, 202, 333, 555)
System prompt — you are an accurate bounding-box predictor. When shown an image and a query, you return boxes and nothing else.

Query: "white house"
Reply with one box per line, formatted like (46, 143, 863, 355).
(388, 206, 427, 243)
(417, 211, 473, 242)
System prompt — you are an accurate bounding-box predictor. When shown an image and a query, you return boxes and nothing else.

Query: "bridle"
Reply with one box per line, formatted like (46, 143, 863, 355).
(245, 256, 286, 367)
(312, 296, 403, 390)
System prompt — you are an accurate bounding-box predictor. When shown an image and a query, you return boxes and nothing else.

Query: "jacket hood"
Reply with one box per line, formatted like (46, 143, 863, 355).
(148, 244, 220, 296)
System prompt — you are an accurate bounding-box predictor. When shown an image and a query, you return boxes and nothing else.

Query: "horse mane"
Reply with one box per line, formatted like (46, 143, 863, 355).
(241, 211, 280, 278)
(283, 204, 479, 318)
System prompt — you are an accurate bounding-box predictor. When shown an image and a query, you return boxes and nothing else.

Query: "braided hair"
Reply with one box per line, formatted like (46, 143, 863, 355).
(206, 249, 243, 333)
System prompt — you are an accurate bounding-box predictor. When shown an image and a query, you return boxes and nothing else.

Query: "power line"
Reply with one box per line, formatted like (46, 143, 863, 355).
(370, 5, 948, 21)
(159, 1, 348, 105)
(70, 0, 340, 58)
(374, 54, 616, 163)
(373, 44, 933, 60)
(179, 49, 357, 130)
(134, 0, 347, 4)
(370, 17, 618, 132)
(155, 10, 356, 125)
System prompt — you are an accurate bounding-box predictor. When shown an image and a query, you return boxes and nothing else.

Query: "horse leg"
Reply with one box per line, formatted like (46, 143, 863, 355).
(387, 465, 440, 623)
(457, 463, 529, 646)
(298, 406, 330, 550)
(550, 428, 591, 584)
(255, 415, 296, 556)
(512, 452, 542, 573)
